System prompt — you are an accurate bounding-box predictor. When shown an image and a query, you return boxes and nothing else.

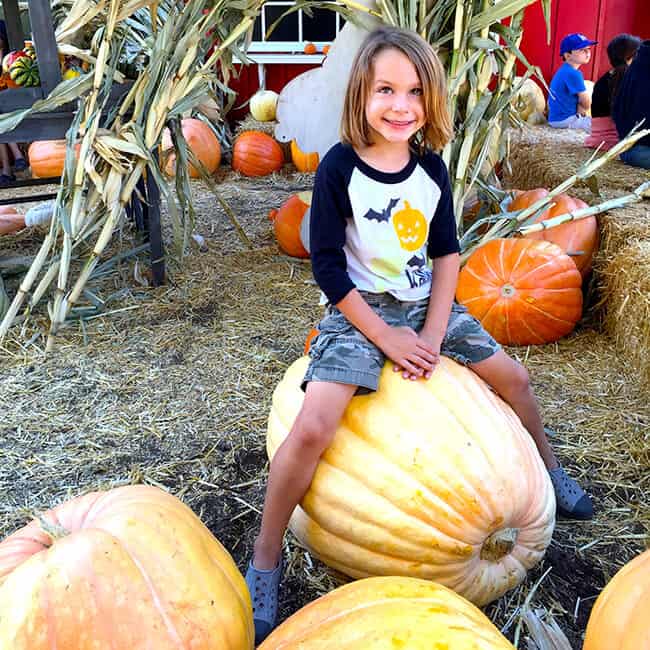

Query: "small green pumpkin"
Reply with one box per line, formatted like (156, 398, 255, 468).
(10, 57, 40, 87)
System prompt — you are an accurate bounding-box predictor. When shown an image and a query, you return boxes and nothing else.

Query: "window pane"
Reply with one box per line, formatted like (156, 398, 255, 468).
(252, 17, 262, 41)
(303, 7, 337, 41)
(265, 5, 299, 41)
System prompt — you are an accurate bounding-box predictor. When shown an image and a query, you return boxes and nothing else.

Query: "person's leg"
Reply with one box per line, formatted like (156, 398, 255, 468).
(247, 380, 357, 643)
(7, 142, 26, 170)
(620, 144, 650, 170)
(469, 350, 593, 519)
(252, 380, 357, 569)
(0, 143, 11, 175)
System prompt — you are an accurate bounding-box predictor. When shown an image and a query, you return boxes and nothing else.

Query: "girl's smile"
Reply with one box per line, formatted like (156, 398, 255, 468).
(365, 48, 425, 147)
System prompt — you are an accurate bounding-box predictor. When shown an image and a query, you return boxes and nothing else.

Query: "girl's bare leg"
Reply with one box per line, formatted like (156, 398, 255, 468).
(253, 380, 357, 569)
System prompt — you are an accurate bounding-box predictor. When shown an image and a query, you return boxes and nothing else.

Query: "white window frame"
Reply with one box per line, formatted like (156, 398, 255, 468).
(247, 0, 343, 63)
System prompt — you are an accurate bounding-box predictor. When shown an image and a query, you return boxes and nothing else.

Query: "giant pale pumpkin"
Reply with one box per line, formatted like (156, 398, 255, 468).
(0, 485, 254, 649)
(270, 191, 311, 258)
(267, 356, 556, 606)
(28, 140, 80, 178)
(508, 189, 598, 276)
(583, 549, 650, 650)
(456, 238, 583, 346)
(161, 117, 221, 178)
(260, 576, 515, 649)
(232, 131, 283, 177)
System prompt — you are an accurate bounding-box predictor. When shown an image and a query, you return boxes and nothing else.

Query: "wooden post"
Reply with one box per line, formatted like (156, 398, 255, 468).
(2, 0, 25, 51)
(28, 0, 62, 96)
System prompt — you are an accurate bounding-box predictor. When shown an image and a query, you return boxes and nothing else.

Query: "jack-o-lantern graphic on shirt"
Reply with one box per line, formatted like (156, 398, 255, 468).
(392, 200, 427, 251)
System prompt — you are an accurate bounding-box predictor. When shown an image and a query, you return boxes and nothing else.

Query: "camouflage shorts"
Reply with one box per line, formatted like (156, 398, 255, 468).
(303, 292, 500, 394)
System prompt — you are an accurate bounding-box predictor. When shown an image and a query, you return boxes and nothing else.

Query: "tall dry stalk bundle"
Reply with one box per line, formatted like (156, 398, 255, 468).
(0, 0, 263, 350)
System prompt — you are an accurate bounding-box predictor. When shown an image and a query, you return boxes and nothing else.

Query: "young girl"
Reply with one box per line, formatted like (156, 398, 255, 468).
(245, 26, 593, 644)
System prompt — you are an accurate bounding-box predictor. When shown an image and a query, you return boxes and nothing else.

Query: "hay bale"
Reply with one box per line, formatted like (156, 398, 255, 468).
(503, 125, 650, 386)
(598, 240, 650, 389)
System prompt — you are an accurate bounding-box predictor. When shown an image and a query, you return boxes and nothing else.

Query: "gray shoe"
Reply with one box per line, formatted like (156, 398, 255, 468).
(245, 558, 283, 645)
(549, 466, 594, 520)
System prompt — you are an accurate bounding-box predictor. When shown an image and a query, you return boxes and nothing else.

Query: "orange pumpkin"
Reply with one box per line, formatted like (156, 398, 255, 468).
(303, 42, 317, 55)
(28, 140, 80, 178)
(583, 549, 650, 650)
(322, 44, 331, 55)
(232, 131, 284, 177)
(304, 327, 319, 354)
(508, 189, 598, 277)
(0, 485, 254, 649)
(456, 238, 583, 345)
(270, 191, 311, 258)
(161, 117, 221, 178)
(0, 206, 25, 235)
(290, 139, 319, 172)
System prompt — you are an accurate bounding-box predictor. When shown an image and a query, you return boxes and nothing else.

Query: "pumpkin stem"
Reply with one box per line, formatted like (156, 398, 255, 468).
(36, 513, 70, 544)
(480, 527, 519, 561)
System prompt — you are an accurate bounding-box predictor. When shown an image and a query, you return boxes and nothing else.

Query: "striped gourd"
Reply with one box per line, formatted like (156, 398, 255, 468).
(9, 57, 40, 87)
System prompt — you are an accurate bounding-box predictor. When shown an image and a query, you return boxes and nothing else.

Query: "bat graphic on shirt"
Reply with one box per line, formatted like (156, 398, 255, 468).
(362, 197, 400, 223)
(407, 254, 426, 268)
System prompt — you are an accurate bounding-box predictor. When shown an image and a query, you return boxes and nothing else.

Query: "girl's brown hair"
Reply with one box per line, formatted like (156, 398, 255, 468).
(341, 26, 452, 152)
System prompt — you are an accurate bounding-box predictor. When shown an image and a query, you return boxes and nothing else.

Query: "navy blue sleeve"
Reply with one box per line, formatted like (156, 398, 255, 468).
(420, 153, 461, 259)
(309, 145, 356, 305)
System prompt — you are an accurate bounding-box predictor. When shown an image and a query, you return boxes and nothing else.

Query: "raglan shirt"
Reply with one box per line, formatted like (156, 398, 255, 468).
(310, 143, 460, 306)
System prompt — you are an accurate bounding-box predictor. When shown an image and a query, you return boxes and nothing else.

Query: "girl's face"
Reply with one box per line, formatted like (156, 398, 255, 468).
(365, 48, 425, 147)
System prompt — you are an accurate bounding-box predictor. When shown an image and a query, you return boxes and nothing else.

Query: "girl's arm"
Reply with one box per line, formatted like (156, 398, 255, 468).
(420, 252, 460, 346)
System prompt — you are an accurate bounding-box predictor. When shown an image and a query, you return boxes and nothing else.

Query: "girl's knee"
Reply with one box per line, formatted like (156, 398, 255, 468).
(291, 411, 337, 451)
(506, 362, 531, 396)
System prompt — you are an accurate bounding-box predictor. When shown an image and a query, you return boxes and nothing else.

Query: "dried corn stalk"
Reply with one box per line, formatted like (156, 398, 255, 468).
(0, 0, 263, 350)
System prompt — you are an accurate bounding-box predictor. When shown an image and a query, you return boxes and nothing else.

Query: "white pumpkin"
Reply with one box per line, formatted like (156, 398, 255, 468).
(512, 77, 546, 123)
(250, 90, 279, 122)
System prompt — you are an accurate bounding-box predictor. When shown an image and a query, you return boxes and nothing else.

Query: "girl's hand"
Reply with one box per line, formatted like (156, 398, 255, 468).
(392, 331, 442, 381)
(381, 326, 436, 380)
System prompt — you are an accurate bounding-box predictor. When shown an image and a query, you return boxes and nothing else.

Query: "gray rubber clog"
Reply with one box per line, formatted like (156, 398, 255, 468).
(245, 558, 284, 645)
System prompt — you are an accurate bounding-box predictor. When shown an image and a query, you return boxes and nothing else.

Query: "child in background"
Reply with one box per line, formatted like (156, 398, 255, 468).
(245, 26, 594, 645)
(585, 34, 641, 150)
(548, 33, 597, 131)
(613, 39, 650, 169)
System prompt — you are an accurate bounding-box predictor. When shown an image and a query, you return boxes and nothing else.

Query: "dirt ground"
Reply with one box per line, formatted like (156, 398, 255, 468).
(1, 168, 648, 648)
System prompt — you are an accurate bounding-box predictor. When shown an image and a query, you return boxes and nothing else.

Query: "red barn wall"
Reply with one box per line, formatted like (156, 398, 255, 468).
(520, 0, 650, 84)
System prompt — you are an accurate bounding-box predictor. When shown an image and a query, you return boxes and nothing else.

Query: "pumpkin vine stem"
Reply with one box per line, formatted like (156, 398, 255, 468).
(36, 513, 71, 544)
(480, 527, 519, 562)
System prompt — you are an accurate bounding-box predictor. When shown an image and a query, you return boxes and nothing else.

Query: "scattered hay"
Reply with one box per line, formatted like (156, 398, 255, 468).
(0, 176, 648, 648)
(597, 240, 650, 389)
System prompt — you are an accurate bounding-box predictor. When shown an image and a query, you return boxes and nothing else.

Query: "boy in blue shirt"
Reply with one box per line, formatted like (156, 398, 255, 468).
(548, 33, 597, 131)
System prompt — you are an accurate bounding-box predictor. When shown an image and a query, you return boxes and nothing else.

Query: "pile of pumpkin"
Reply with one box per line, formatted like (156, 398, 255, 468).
(457, 189, 598, 346)
(0, 473, 645, 647)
